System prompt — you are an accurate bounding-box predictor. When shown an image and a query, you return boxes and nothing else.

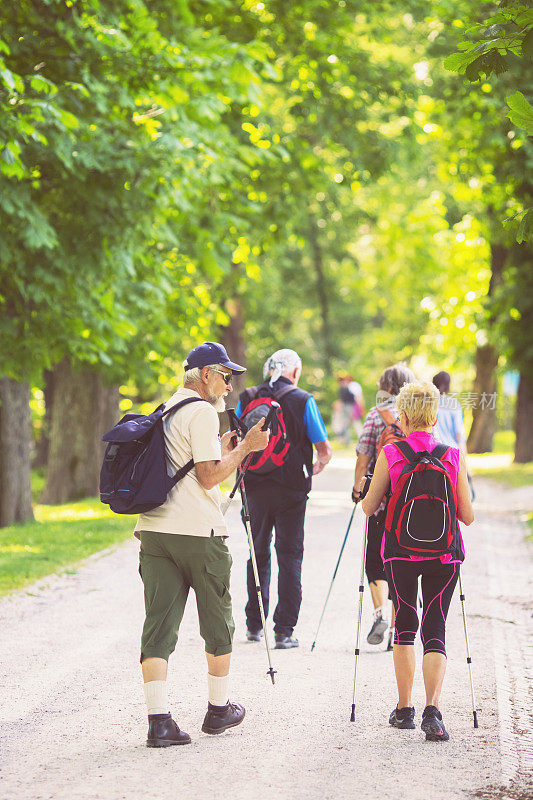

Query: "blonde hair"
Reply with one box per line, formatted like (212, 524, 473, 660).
(396, 381, 440, 429)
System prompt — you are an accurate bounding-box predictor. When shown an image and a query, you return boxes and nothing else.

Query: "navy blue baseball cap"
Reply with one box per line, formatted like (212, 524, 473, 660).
(184, 341, 246, 374)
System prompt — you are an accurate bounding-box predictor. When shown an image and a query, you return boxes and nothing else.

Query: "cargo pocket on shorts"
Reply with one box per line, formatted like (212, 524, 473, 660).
(205, 557, 231, 599)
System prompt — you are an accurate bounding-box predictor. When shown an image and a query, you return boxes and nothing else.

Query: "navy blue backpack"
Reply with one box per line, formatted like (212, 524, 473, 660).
(100, 397, 204, 514)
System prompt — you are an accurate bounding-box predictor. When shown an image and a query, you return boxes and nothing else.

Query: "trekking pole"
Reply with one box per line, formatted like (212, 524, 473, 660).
(222, 405, 280, 516)
(458, 570, 479, 728)
(228, 408, 278, 684)
(311, 502, 358, 652)
(239, 480, 277, 684)
(350, 513, 369, 722)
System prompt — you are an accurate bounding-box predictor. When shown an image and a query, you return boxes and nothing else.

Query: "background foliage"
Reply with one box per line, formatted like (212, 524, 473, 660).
(0, 0, 531, 523)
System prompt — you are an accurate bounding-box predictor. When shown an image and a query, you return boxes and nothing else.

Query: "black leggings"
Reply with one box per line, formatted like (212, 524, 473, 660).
(384, 559, 459, 656)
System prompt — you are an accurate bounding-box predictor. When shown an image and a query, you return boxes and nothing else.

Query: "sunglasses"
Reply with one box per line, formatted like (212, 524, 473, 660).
(210, 367, 232, 385)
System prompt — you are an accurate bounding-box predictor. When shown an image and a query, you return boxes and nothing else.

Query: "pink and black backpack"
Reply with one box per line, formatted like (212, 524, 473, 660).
(384, 441, 462, 559)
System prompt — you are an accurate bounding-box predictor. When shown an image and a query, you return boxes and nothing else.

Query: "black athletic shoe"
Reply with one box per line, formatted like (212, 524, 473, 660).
(146, 713, 191, 747)
(274, 634, 299, 649)
(246, 629, 263, 642)
(366, 613, 388, 645)
(389, 706, 416, 729)
(421, 706, 449, 741)
(201, 701, 245, 735)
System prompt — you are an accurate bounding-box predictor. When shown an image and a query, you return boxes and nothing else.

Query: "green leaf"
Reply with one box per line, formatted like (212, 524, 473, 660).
(1, 145, 16, 165)
(444, 52, 477, 73)
(506, 91, 533, 134)
(1, 67, 15, 90)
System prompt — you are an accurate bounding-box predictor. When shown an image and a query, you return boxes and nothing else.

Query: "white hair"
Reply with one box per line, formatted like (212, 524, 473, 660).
(263, 348, 302, 387)
(183, 363, 220, 386)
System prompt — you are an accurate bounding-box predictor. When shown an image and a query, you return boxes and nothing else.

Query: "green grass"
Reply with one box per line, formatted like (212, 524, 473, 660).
(3, 470, 237, 597)
(0, 498, 133, 596)
(469, 430, 533, 488)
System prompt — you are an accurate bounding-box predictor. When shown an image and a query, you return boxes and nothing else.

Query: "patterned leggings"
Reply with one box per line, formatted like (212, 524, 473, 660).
(384, 559, 459, 656)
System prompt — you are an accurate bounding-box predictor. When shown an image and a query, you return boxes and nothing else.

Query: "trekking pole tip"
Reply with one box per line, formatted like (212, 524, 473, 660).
(311, 641, 316, 652)
(350, 704, 355, 723)
(267, 668, 277, 685)
(473, 710, 479, 729)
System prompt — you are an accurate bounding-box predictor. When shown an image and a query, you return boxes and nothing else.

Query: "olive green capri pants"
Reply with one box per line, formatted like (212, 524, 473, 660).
(139, 531, 235, 661)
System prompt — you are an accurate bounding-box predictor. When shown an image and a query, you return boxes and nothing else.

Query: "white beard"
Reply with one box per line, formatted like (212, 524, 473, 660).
(211, 395, 227, 413)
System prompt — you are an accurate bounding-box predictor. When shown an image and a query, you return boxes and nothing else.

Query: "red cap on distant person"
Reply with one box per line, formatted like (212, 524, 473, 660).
(184, 342, 246, 374)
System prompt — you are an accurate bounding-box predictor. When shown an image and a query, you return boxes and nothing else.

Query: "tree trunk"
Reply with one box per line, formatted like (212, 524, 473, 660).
(309, 219, 334, 371)
(40, 360, 119, 504)
(0, 378, 34, 526)
(32, 369, 54, 469)
(467, 243, 506, 453)
(514, 374, 533, 463)
(467, 344, 499, 453)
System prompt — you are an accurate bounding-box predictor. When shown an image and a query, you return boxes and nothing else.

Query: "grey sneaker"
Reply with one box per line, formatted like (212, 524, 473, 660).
(246, 629, 263, 642)
(367, 613, 388, 645)
(274, 634, 299, 649)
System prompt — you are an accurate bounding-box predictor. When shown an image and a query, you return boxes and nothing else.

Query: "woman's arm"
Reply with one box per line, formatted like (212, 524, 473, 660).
(361, 450, 390, 516)
(456, 451, 474, 525)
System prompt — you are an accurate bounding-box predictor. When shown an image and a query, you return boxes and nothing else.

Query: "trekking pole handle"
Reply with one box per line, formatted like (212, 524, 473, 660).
(262, 401, 280, 431)
(351, 474, 372, 504)
(227, 408, 243, 434)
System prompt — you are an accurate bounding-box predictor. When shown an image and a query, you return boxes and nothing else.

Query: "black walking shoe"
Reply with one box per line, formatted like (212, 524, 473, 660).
(201, 701, 245, 735)
(246, 629, 263, 642)
(389, 706, 416, 729)
(421, 706, 449, 741)
(274, 634, 299, 649)
(366, 612, 388, 645)
(146, 713, 191, 747)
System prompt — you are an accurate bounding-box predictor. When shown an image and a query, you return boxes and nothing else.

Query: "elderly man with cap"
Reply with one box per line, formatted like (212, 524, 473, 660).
(235, 348, 332, 648)
(136, 341, 269, 747)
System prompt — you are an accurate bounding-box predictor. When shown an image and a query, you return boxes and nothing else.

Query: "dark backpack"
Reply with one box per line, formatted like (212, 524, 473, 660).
(239, 383, 297, 475)
(384, 441, 459, 557)
(99, 397, 204, 514)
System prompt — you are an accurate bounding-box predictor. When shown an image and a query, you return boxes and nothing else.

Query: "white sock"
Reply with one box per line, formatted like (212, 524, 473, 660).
(207, 673, 229, 707)
(143, 680, 169, 715)
(374, 605, 384, 618)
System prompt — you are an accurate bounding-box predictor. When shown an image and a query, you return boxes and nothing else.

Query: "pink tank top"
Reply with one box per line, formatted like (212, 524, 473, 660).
(382, 431, 461, 563)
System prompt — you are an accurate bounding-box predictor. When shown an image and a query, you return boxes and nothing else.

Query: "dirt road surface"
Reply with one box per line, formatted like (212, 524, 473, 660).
(1, 457, 531, 800)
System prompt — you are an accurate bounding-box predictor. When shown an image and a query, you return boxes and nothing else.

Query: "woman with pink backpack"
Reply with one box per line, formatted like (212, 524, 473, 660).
(360, 381, 474, 741)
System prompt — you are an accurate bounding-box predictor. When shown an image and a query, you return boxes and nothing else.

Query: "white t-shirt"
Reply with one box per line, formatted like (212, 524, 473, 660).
(135, 388, 227, 537)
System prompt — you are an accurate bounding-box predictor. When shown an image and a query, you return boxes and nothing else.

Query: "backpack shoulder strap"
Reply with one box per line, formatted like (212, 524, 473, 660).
(168, 458, 195, 489)
(274, 383, 299, 400)
(164, 398, 206, 489)
(394, 440, 418, 464)
(161, 396, 204, 419)
(431, 443, 449, 461)
(377, 406, 397, 426)
(239, 386, 259, 413)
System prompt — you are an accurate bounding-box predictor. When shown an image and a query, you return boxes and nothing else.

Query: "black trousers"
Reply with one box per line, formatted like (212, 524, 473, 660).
(243, 480, 308, 637)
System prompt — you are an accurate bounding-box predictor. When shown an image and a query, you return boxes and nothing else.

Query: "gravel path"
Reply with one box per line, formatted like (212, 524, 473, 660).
(1, 460, 531, 800)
